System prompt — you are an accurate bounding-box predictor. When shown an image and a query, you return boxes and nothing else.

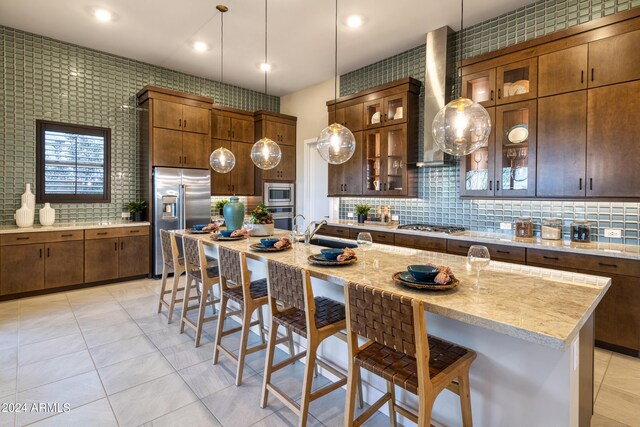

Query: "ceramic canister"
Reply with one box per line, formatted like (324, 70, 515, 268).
(39, 203, 55, 226)
(15, 203, 34, 228)
(21, 183, 36, 223)
(223, 196, 245, 231)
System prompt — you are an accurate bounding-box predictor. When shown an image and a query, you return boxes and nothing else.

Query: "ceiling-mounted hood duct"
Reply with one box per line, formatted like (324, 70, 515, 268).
(417, 25, 456, 167)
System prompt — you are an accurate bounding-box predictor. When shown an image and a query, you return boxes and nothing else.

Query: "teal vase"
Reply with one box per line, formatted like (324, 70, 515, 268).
(223, 197, 244, 232)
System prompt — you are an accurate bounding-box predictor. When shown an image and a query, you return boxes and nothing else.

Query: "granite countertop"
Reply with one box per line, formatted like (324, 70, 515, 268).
(0, 221, 151, 234)
(325, 220, 640, 260)
(180, 229, 610, 350)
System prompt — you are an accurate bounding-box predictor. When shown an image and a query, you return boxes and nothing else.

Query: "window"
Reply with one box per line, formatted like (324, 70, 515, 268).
(36, 120, 111, 203)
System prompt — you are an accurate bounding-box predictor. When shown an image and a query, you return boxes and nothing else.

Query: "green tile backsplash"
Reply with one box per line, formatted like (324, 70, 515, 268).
(339, 0, 640, 244)
(0, 25, 278, 225)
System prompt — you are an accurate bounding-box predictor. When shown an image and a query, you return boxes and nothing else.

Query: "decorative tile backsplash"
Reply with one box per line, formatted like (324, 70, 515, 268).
(339, 0, 640, 244)
(0, 25, 278, 225)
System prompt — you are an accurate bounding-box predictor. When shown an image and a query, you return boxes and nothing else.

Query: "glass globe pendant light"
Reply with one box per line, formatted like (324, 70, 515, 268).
(251, 0, 282, 170)
(432, 0, 491, 156)
(209, 5, 236, 174)
(316, 0, 356, 165)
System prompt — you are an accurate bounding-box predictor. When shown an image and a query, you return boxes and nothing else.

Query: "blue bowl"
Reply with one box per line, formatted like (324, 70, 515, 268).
(193, 224, 207, 231)
(220, 230, 234, 237)
(261, 238, 279, 248)
(407, 265, 440, 282)
(321, 248, 344, 261)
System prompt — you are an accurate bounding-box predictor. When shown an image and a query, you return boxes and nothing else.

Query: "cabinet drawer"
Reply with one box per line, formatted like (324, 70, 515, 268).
(1, 230, 83, 246)
(317, 225, 350, 239)
(348, 228, 395, 245)
(528, 249, 640, 276)
(85, 226, 149, 240)
(447, 240, 526, 263)
(395, 233, 446, 253)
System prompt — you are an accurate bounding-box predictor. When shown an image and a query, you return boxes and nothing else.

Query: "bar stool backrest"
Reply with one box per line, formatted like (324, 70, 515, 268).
(182, 235, 206, 278)
(160, 230, 180, 267)
(218, 246, 247, 293)
(266, 260, 309, 311)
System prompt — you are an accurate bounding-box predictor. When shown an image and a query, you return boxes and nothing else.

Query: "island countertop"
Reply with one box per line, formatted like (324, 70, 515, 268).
(179, 230, 610, 350)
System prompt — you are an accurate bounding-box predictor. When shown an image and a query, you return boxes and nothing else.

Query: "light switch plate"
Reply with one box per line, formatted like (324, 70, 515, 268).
(347, 212, 354, 218)
(121, 212, 130, 218)
(500, 222, 512, 230)
(604, 228, 622, 238)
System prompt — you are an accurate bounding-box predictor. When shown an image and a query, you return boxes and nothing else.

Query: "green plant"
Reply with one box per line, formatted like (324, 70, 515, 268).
(249, 203, 273, 225)
(215, 199, 229, 210)
(354, 204, 371, 216)
(127, 200, 147, 213)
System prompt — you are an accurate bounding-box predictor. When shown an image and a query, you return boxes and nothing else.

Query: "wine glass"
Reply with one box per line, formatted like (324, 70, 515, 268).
(212, 215, 225, 229)
(467, 245, 490, 292)
(356, 232, 373, 252)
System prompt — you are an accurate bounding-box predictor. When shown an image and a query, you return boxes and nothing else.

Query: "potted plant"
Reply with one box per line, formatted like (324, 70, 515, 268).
(354, 204, 371, 224)
(248, 203, 274, 236)
(127, 200, 147, 222)
(215, 199, 229, 216)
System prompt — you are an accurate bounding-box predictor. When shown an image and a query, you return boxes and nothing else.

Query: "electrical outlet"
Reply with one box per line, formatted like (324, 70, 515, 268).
(604, 228, 622, 238)
(500, 222, 512, 230)
(121, 212, 130, 219)
(347, 212, 354, 218)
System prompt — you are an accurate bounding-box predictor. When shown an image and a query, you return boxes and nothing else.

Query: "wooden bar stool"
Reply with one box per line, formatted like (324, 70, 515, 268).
(213, 246, 294, 386)
(157, 230, 198, 324)
(261, 260, 361, 427)
(344, 282, 477, 427)
(179, 235, 221, 347)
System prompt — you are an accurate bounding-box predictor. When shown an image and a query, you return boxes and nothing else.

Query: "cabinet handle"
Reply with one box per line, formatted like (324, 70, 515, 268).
(591, 68, 594, 82)
(489, 180, 492, 191)
(47, 248, 50, 258)
(179, 118, 182, 128)
(496, 250, 510, 254)
(115, 242, 118, 251)
(344, 121, 348, 127)
(496, 180, 500, 191)
(581, 70, 584, 84)
(344, 184, 347, 192)
(183, 120, 187, 128)
(129, 230, 140, 233)
(490, 90, 494, 101)
(227, 130, 231, 138)
(232, 185, 234, 192)
(543, 255, 559, 261)
(39, 248, 43, 258)
(17, 237, 30, 240)
(179, 155, 182, 165)
(458, 245, 470, 249)
(183, 156, 187, 165)
(232, 130, 235, 138)
(598, 262, 618, 268)
(497, 88, 501, 99)
(589, 178, 593, 191)
(579, 178, 582, 190)
(383, 183, 387, 191)
(61, 234, 73, 237)
(121, 241, 124, 250)
(97, 232, 108, 235)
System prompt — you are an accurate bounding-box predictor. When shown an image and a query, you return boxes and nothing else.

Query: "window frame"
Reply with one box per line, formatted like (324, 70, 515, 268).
(36, 119, 112, 204)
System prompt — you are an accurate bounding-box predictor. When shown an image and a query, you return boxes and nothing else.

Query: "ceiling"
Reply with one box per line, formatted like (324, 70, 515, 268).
(0, 0, 533, 96)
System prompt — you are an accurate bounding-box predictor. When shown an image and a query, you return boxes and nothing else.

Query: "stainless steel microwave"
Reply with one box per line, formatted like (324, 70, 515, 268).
(264, 182, 294, 207)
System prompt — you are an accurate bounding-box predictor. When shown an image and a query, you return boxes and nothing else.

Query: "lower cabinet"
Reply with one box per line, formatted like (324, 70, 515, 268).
(84, 227, 150, 283)
(45, 241, 85, 289)
(84, 238, 120, 283)
(1, 244, 45, 294)
(118, 236, 150, 278)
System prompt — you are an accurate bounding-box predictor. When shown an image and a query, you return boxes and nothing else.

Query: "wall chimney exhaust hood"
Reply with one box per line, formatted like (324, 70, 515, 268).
(417, 26, 456, 167)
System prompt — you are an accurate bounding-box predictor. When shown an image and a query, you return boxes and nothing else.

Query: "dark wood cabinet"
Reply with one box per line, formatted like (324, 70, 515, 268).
(348, 228, 395, 245)
(211, 140, 232, 195)
(537, 91, 587, 197)
(316, 224, 350, 239)
(586, 81, 640, 197)
(181, 105, 210, 134)
(364, 92, 409, 129)
(394, 233, 447, 253)
(44, 241, 84, 289)
(182, 132, 210, 169)
(85, 238, 119, 283)
(496, 58, 538, 105)
(153, 128, 183, 168)
(538, 45, 588, 97)
(261, 117, 296, 146)
(461, 69, 497, 107)
(153, 100, 183, 131)
(262, 145, 296, 182)
(588, 29, 640, 88)
(230, 142, 256, 195)
(255, 111, 297, 186)
(459, 107, 496, 197)
(328, 103, 364, 131)
(118, 235, 150, 278)
(1, 244, 45, 295)
(446, 239, 526, 263)
(328, 132, 363, 196)
(212, 107, 255, 143)
(363, 124, 414, 197)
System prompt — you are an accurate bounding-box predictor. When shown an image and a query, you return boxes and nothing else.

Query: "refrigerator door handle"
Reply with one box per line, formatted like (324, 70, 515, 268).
(179, 184, 186, 230)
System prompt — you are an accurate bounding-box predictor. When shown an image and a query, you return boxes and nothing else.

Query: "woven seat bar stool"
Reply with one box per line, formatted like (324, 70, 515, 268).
(344, 282, 477, 427)
(213, 246, 295, 386)
(157, 230, 198, 324)
(261, 260, 362, 427)
(179, 235, 221, 347)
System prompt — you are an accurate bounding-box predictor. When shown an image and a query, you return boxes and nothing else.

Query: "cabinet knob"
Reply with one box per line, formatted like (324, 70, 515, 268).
(497, 88, 501, 99)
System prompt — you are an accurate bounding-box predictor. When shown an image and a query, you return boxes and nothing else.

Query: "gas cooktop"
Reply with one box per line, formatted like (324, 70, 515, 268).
(398, 224, 466, 235)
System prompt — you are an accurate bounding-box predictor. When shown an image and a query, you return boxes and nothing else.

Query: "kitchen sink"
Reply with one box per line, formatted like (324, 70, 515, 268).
(309, 237, 358, 249)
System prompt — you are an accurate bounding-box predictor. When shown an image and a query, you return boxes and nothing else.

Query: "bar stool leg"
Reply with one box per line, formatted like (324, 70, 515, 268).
(298, 340, 318, 427)
(194, 281, 209, 347)
(386, 381, 397, 427)
(212, 293, 229, 365)
(344, 361, 360, 426)
(158, 265, 169, 314)
(179, 275, 192, 333)
(458, 370, 473, 427)
(417, 394, 436, 427)
(286, 328, 295, 355)
(235, 305, 254, 386)
(167, 271, 181, 324)
(257, 307, 266, 344)
(261, 320, 280, 408)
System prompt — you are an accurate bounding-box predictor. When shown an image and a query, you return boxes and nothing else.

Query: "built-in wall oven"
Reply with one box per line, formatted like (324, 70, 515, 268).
(264, 182, 294, 207)
(265, 206, 293, 231)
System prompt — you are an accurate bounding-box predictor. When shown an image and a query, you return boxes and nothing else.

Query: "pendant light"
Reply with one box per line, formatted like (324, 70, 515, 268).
(251, 0, 282, 170)
(316, 0, 356, 165)
(210, 5, 236, 174)
(431, 0, 491, 157)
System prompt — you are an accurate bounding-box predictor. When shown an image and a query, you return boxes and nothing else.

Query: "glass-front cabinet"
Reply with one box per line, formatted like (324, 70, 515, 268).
(364, 93, 408, 129)
(461, 69, 496, 107)
(364, 124, 408, 196)
(496, 58, 538, 105)
(459, 108, 496, 196)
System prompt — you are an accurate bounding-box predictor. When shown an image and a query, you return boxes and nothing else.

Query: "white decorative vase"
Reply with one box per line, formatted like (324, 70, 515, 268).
(39, 203, 55, 226)
(249, 223, 275, 237)
(21, 184, 36, 224)
(15, 203, 34, 228)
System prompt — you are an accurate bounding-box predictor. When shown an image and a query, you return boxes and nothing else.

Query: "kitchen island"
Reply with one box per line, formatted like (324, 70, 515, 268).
(180, 230, 610, 427)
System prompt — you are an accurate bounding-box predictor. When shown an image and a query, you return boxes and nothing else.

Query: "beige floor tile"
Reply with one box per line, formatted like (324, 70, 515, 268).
(0, 319, 18, 334)
(178, 359, 242, 399)
(108, 283, 157, 302)
(160, 341, 215, 371)
(591, 413, 629, 427)
(97, 350, 174, 395)
(0, 301, 19, 321)
(202, 374, 283, 427)
(0, 367, 17, 399)
(75, 308, 133, 331)
(306, 386, 379, 427)
(594, 384, 640, 427)
(28, 398, 118, 427)
(16, 371, 105, 426)
(145, 325, 201, 350)
(0, 329, 18, 350)
(18, 319, 81, 346)
(66, 288, 115, 306)
(108, 372, 197, 426)
(17, 349, 95, 392)
(0, 394, 16, 427)
(135, 314, 174, 335)
(89, 335, 157, 369)
(119, 295, 163, 320)
(18, 333, 86, 366)
(81, 320, 144, 349)
(141, 401, 221, 427)
(250, 408, 324, 427)
(0, 346, 17, 368)
(595, 348, 613, 363)
(19, 311, 76, 331)
(70, 300, 124, 319)
(594, 356, 610, 401)
(602, 353, 640, 398)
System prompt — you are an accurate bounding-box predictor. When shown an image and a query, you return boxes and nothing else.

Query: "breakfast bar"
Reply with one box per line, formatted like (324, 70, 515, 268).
(179, 230, 610, 427)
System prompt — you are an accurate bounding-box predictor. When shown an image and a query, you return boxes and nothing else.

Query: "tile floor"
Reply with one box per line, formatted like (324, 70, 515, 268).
(0, 278, 638, 427)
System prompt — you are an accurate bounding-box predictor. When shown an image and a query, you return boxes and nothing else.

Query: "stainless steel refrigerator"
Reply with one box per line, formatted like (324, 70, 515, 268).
(152, 167, 211, 276)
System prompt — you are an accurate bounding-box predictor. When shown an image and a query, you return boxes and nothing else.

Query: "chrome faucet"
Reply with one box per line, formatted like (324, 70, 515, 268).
(304, 220, 327, 246)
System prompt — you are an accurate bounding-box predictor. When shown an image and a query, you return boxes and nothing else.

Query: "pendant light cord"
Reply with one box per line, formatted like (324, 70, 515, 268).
(457, 0, 464, 98)
(333, 0, 338, 124)
(218, 5, 227, 150)
(264, 0, 268, 95)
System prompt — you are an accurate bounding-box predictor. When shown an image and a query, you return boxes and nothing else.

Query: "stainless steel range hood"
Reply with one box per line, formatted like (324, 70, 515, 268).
(417, 26, 456, 167)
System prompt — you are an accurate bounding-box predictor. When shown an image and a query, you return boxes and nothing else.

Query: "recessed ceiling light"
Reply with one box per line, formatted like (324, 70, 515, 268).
(346, 15, 363, 28)
(94, 9, 112, 22)
(260, 63, 271, 72)
(193, 41, 208, 52)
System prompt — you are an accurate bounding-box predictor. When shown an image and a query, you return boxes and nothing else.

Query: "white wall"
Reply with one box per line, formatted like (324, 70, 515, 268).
(280, 77, 336, 218)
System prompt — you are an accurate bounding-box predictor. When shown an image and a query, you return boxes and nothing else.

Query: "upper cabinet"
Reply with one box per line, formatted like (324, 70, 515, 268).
(254, 111, 297, 183)
(538, 45, 588, 97)
(588, 29, 640, 88)
(461, 69, 496, 107)
(459, 108, 496, 197)
(211, 106, 255, 143)
(326, 77, 421, 198)
(462, 59, 537, 106)
(137, 86, 213, 170)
